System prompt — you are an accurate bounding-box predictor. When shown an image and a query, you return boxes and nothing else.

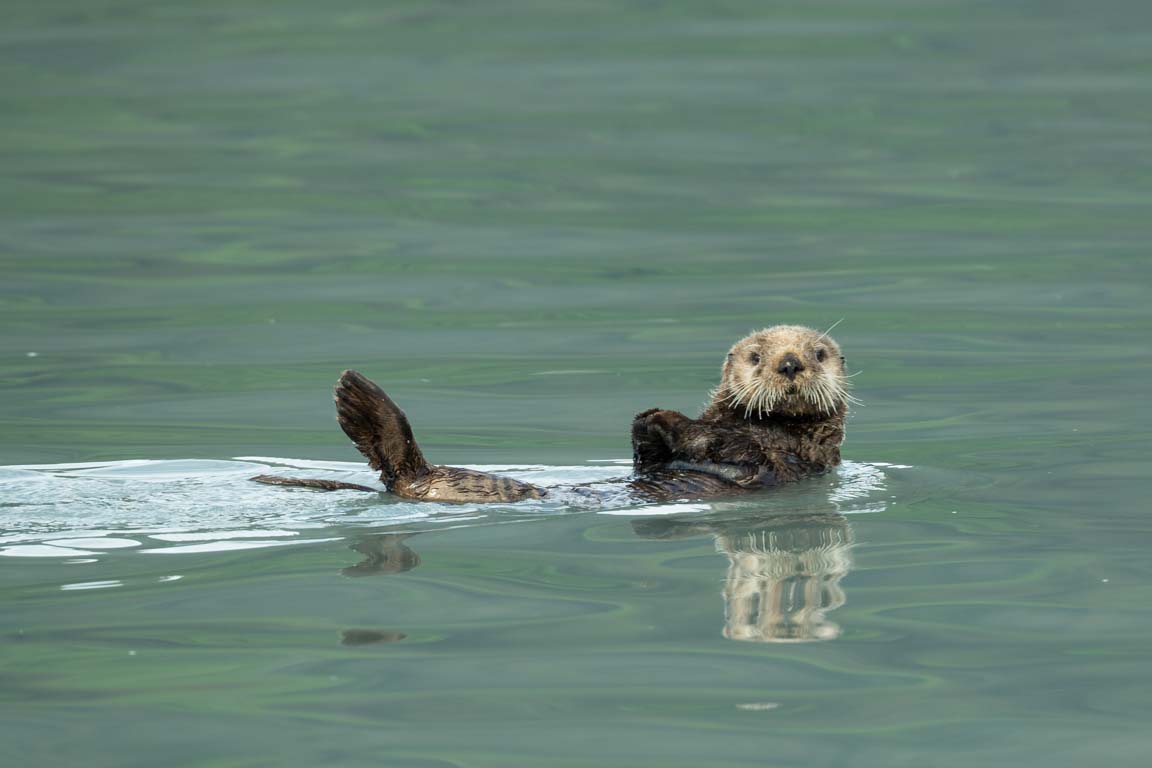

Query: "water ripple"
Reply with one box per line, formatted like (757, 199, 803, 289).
(0, 458, 897, 558)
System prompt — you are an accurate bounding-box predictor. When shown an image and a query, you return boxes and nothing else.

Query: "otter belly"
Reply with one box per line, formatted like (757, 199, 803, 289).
(666, 460, 778, 488)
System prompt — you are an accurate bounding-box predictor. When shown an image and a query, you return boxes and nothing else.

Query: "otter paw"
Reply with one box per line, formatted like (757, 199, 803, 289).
(632, 407, 667, 421)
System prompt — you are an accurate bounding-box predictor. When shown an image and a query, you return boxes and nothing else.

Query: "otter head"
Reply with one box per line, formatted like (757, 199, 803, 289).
(715, 325, 853, 419)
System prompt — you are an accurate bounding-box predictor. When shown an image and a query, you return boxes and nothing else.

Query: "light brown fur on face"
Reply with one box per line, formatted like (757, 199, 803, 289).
(712, 325, 854, 419)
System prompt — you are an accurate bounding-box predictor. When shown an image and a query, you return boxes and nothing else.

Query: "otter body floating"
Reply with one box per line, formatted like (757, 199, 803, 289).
(252, 325, 854, 503)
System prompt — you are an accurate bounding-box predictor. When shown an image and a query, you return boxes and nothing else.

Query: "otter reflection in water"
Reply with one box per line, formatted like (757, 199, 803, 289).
(632, 511, 854, 643)
(341, 532, 421, 578)
(338, 532, 419, 646)
(338, 511, 853, 644)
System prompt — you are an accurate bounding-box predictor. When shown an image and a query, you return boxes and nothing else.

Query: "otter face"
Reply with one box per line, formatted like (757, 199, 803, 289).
(717, 325, 854, 418)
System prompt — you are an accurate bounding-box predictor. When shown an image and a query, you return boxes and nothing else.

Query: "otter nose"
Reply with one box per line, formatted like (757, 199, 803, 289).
(777, 353, 804, 380)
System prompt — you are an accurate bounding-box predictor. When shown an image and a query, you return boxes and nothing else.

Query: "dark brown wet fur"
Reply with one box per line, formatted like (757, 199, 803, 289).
(249, 474, 378, 492)
(253, 371, 546, 502)
(252, 326, 850, 503)
(630, 404, 845, 488)
(251, 370, 745, 502)
(335, 370, 545, 503)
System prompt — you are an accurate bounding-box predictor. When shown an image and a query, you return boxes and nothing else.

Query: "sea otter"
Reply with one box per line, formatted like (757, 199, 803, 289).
(631, 324, 852, 488)
(251, 325, 853, 502)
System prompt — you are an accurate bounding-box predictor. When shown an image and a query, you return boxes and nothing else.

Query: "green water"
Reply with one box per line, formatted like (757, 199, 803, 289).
(3, 0, 1151, 765)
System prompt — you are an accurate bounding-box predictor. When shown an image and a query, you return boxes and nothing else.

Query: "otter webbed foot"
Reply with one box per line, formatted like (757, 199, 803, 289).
(334, 369, 430, 487)
(335, 370, 545, 502)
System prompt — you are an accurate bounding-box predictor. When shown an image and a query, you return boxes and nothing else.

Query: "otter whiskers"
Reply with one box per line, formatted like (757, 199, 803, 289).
(723, 369, 857, 418)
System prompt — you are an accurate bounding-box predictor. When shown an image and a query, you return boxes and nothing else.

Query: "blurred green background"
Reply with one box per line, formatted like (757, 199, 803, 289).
(4, 0, 1147, 470)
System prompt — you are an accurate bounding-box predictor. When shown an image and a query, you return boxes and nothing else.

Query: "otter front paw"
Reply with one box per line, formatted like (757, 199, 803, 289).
(631, 409, 694, 472)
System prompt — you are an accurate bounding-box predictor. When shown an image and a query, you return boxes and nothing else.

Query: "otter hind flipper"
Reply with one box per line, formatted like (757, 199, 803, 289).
(335, 369, 430, 486)
(334, 370, 545, 502)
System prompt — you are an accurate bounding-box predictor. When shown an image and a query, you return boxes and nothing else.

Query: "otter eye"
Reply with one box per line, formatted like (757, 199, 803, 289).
(815, 348, 827, 363)
(748, 352, 761, 365)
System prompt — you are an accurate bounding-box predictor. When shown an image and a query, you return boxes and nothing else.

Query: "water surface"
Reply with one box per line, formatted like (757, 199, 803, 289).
(3, 0, 1151, 766)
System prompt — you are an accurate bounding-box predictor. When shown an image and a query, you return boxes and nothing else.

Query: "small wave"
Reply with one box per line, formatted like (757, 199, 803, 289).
(0, 458, 900, 559)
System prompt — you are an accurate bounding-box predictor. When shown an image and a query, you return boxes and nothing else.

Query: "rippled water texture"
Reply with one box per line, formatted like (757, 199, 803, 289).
(3, 0, 1151, 766)
(0, 458, 893, 557)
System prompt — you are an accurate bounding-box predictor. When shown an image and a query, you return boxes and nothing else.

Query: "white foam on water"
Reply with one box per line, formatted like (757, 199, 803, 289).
(0, 545, 103, 558)
(149, 530, 300, 542)
(60, 580, 123, 591)
(139, 537, 343, 555)
(601, 503, 713, 517)
(45, 538, 141, 549)
(0, 458, 898, 558)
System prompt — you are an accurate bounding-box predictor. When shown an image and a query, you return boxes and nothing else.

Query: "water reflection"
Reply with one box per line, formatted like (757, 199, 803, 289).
(336, 504, 859, 645)
(633, 511, 854, 643)
(340, 629, 407, 646)
(340, 533, 421, 578)
(338, 532, 421, 646)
